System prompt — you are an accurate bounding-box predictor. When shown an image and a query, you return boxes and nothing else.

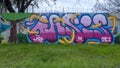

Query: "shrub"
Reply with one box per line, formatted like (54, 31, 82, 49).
(115, 33, 120, 44)
(17, 32, 28, 43)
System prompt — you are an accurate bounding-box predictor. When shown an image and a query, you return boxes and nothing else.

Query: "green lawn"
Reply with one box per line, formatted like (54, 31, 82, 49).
(0, 43, 120, 68)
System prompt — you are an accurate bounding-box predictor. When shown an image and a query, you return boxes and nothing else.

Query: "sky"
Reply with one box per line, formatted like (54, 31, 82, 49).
(29, 0, 105, 13)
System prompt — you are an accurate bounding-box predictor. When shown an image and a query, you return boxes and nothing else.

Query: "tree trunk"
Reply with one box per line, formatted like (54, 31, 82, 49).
(9, 21, 17, 43)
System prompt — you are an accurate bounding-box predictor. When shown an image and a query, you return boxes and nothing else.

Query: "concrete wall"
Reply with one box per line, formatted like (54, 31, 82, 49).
(0, 13, 119, 44)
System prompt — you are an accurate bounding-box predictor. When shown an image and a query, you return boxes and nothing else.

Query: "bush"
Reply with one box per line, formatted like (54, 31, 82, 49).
(17, 33, 28, 43)
(115, 33, 120, 44)
(0, 34, 4, 43)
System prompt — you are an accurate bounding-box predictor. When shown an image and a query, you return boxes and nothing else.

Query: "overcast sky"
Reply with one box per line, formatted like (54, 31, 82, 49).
(29, 0, 105, 13)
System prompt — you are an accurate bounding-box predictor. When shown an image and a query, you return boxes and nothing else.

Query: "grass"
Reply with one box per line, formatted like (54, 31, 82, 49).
(0, 43, 120, 68)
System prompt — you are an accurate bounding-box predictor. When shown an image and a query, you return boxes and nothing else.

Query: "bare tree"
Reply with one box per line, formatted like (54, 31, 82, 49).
(0, 0, 6, 13)
(94, 0, 120, 13)
(1, 0, 57, 42)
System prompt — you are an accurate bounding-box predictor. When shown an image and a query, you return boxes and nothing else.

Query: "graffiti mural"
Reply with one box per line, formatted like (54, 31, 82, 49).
(0, 17, 11, 44)
(24, 13, 117, 44)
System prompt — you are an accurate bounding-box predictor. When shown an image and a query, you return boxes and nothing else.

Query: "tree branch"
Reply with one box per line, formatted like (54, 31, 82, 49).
(4, 0, 15, 12)
(18, 0, 33, 12)
(24, 0, 33, 10)
(18, 0, 25, 12)
(17, 0, 21, 11)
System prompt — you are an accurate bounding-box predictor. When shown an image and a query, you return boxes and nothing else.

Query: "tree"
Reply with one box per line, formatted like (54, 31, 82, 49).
(0, 0, 6, 13)
(2, 0, 57, 42)
(94, 0, 120, 13)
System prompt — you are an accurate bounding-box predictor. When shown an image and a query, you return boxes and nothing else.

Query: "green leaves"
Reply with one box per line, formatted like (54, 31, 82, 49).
(2, 13, 32, 21)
